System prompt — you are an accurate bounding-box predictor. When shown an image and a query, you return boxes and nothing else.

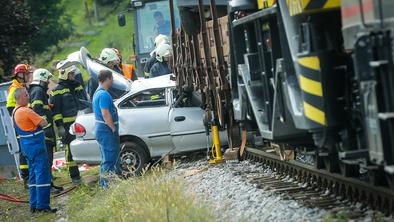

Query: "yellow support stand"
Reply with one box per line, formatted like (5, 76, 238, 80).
(208, 124, 225, 164)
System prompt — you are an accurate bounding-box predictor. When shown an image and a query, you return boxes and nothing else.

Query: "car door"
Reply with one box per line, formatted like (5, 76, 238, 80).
(168, 89, 207, 152)
(117, 87, 174, 157)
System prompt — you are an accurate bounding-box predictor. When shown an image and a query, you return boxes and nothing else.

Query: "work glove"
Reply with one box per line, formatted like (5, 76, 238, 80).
(57, 125, 66, 138)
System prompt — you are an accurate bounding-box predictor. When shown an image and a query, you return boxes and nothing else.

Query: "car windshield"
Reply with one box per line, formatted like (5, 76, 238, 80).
(136, 0, 180, 54)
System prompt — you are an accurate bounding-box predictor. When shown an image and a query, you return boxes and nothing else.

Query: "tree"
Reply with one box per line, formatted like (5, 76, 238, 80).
(26, 0, 73, 53)
(0, 0, 36, 81)
(0, 0, 72, 80)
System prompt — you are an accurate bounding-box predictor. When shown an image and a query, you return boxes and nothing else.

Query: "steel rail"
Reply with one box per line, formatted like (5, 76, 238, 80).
(245, 147, 394, 214)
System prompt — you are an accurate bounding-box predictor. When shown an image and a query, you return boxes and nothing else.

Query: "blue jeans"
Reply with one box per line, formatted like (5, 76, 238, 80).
(95, 123, 120, 188)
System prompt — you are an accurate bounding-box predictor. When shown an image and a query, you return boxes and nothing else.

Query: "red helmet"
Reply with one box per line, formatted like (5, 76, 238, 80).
(14, 64, 32, 76)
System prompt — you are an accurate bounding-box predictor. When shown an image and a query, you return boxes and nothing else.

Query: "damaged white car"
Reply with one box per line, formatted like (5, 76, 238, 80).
(70, 74, 228, 174)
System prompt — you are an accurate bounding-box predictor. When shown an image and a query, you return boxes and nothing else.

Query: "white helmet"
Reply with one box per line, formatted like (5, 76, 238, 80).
(58, 65, 78, 80)
(154, 34, 169, 46)
(99, 48, 120, 64)
(155, 43, 172, 62)
(150, 35, 170, 56)
(31, 68, 53, 84)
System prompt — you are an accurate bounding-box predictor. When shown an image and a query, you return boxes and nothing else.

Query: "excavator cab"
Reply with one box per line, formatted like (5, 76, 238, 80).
(118, 0, 180, 76)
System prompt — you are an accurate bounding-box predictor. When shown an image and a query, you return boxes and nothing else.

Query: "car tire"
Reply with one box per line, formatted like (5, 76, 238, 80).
(119, 141, 149, 176)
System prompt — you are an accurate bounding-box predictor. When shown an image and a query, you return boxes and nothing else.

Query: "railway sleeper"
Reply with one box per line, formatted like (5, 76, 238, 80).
(245, 147, 394, 215)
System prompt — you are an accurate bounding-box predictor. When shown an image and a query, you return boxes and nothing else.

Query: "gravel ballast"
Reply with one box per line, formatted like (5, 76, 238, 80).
(170, 159, 391, 222)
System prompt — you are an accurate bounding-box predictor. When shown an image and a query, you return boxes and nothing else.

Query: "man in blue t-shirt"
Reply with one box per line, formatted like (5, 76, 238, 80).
(92, 70, 120, 188)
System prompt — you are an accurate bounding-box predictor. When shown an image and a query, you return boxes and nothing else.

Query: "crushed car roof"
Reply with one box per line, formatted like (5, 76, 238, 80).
(129, 74, 176, 94)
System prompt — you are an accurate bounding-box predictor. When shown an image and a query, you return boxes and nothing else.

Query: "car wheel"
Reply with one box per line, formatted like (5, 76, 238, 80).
(119, 141, 148, 176)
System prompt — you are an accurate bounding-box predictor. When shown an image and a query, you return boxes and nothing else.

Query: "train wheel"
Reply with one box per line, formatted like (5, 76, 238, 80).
(386, 173, 394, 190)
(339, 162, 359, 177)
(367, 167, 388, 187)
(314, 151, 325, 169)
(323, 150, 340, 173)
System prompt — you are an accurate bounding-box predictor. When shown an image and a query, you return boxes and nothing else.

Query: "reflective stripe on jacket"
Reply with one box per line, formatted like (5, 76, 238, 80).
(29, 84, 56, 142)
(49, 80, 87, 127)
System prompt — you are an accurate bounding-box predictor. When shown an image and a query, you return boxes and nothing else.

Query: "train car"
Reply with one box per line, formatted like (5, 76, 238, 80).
(170, 0, 394, 190)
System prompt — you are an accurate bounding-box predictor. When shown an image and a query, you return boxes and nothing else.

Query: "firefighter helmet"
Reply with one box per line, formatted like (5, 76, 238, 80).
(154, 34, 169, 46)
(155, 43, 172, 62)
(31, 68, 53, 84)
(13, 64, 32, 76)
(99, 48, 120, 64)
(58, 65, 78, 80)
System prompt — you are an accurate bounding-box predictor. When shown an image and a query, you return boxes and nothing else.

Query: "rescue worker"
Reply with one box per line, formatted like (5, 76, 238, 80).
(29, 68, 64, 193)
(112, 48, 138, 81)
(144, 34, 169, 78)
(13, 87, 57, 213)
(6, 64, 32, 188)
(150, 43, 173, 78)
(50, 65, 87, 184)
(87, 48, 120, 99)
(51, 60, 85, 88)
(92, 70, 119, 189)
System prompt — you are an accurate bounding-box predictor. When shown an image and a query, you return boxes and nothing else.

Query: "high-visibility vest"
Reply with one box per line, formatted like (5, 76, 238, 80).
(6, 80, 24, 109)
(122, 64, 134, 80)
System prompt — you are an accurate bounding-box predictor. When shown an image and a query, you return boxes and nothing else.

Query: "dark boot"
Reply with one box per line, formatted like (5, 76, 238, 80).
(36, 208, 58, 213)
(50, 183, 64, 194)
(71, 177, 82, 185)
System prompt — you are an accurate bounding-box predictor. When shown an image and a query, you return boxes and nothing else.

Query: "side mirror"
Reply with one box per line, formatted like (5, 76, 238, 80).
(118, 13, 126, 27)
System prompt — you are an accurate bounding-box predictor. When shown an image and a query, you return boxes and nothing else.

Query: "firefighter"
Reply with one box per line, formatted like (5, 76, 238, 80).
(13, 87, 57, 213)
(92, 70, 120, 188)
(87, 48, 120, 99)
(144, 34, 169, 78)
(29, 68, 63, 193)
(51, 60, 85, 88)
(98, 48, 121, 71)
(49, 65, 87, 184)
(150, 43, 173, 78)
(6, 64, 32, 188)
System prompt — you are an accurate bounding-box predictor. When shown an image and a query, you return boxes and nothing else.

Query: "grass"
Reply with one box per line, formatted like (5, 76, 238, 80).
(66, 167, 215, 222)
(33, 0, 136, 81)
(0, 166, 216, 222)
(0, 166, 100, 222)
(323, 209, 386, 222)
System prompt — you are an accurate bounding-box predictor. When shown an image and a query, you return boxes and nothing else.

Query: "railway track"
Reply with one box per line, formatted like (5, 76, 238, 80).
(244, 147, 394, 215)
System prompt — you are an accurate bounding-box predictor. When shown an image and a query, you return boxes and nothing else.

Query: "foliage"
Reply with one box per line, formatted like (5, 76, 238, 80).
(37, 0, 136, 80)
(96, 0, 123, 6)
(0, 0, 36, 81)
(0, 0, 71, 80)
(26, 0, 73, 53)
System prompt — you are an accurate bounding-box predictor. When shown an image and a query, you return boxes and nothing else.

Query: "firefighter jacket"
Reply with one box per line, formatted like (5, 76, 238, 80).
(49, 80, 87, 128)
(150, 61, 172, 78)
(143, 53, 156, 76)
(6, 79, 25, 115)
(29, 84, 56, 143)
